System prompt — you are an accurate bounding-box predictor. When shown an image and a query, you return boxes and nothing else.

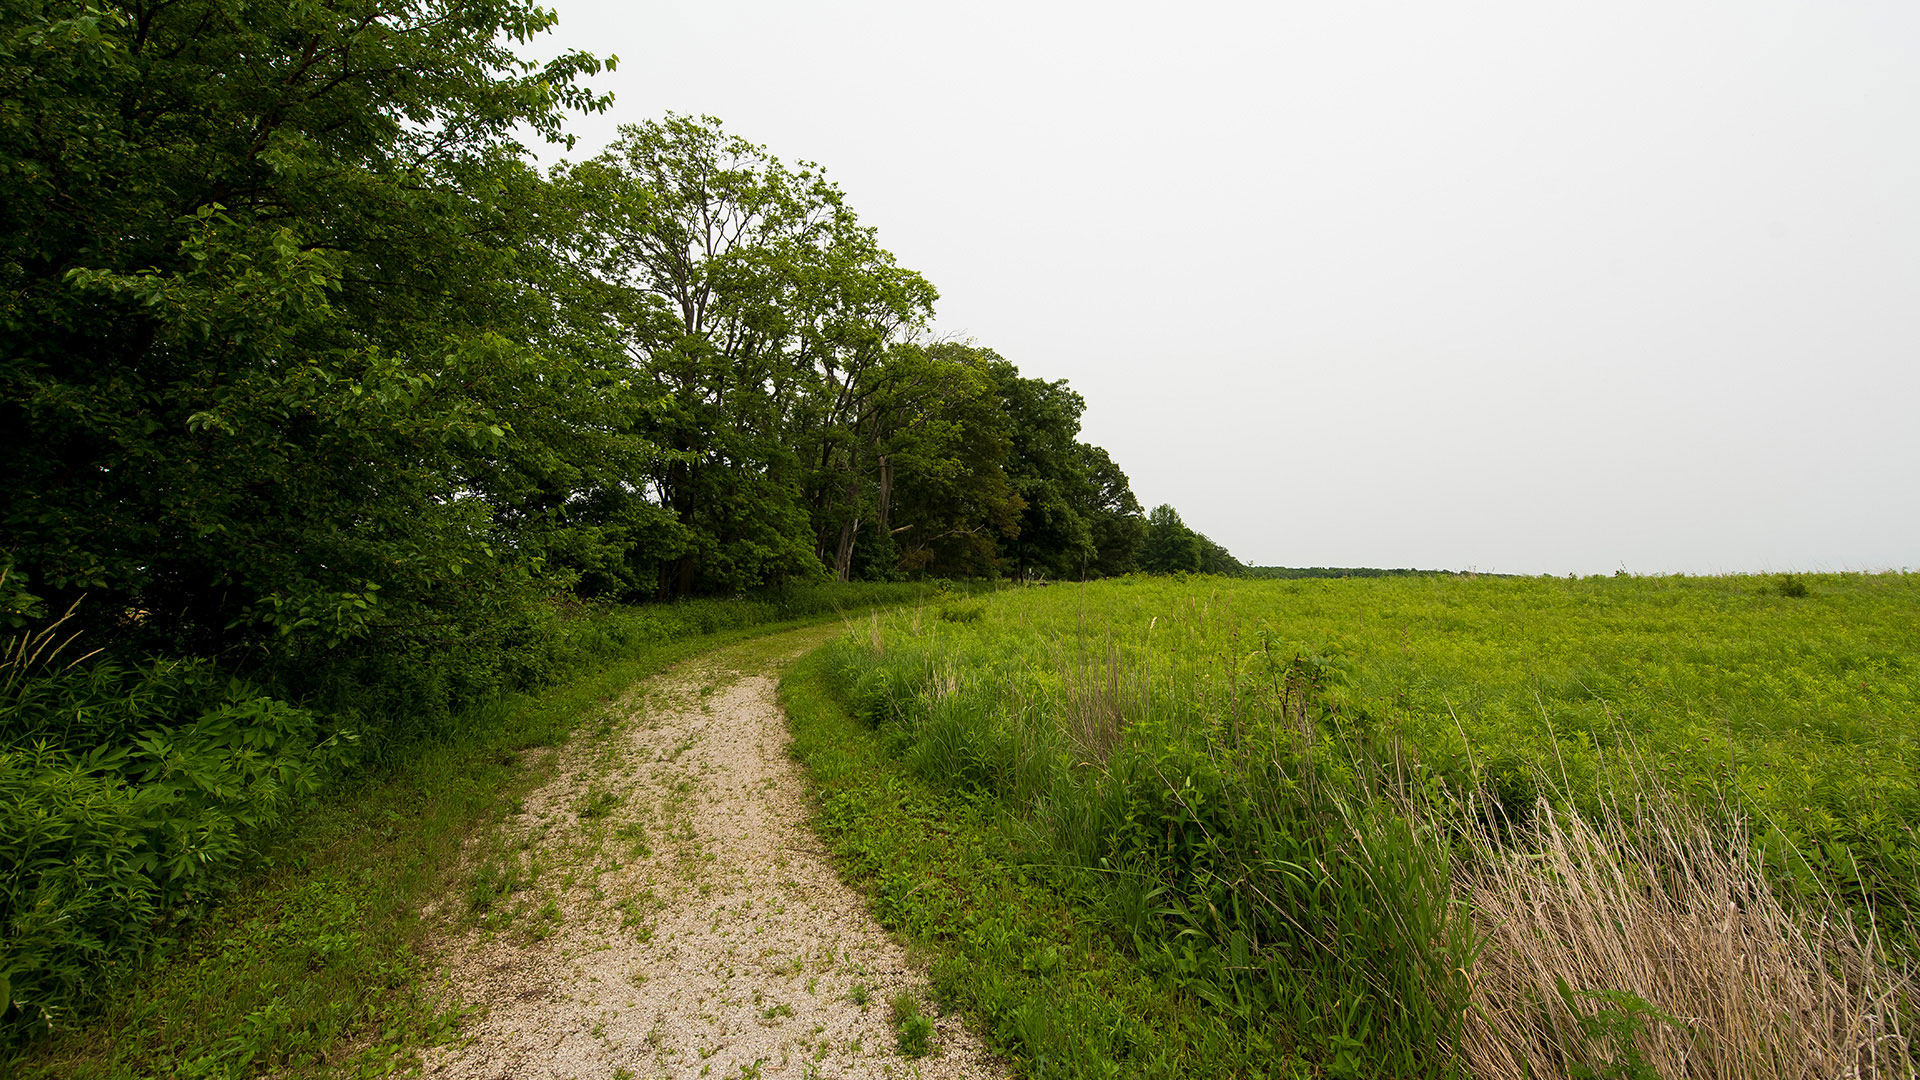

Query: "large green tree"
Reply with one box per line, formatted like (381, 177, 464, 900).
(989, 362, 1146, 581)
(1137, 504, 1243, 575)
(0, 0, 654, 1034)
(1139, 504, 1203, 573)
(0, 0, 637, 692)
(1079, 444, 1146, 576)
(562, 116, 936, 594)
(842, 342, 1022, 580)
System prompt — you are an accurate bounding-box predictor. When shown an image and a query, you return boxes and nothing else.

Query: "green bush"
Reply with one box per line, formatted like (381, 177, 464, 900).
(1, 671, 348, 1033)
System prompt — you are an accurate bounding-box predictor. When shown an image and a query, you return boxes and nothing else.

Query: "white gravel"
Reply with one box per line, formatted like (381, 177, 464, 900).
(421, 626, 1006, 1080)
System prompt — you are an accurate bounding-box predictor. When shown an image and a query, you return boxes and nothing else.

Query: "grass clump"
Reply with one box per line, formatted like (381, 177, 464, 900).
(576, 787, 624, 820)
(889, 992, 933, 1057)
(1458, 781, 1912, 1079)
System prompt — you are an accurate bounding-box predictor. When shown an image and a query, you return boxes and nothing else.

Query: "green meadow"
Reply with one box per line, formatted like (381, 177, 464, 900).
(792, 572, 1918, 1078)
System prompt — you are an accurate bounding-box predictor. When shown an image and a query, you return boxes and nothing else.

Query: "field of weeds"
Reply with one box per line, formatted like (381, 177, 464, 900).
(811, 573, 1918, 1078)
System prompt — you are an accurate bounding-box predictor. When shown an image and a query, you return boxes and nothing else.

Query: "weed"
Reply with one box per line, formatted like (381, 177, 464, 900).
(466, 859, 525, 914)
(889, 992, 933, 1057)
(1553, 977, 1689, 1080)
(615, 820, 652, 858)
(577, 786, 624, 820)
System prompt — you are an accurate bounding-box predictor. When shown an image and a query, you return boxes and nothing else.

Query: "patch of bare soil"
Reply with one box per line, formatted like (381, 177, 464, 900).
(420, 626, 1004, 1080)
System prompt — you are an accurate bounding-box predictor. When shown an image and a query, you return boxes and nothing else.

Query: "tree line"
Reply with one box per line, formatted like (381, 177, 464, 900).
(0, 2, 1244, 673)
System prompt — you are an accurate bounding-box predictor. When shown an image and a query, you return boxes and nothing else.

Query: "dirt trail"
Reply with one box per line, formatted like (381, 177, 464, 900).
(422, 625, 1003, 1080)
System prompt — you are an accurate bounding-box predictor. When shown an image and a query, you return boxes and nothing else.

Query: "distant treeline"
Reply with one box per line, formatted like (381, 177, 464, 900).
(1245, 566, 1465, 579)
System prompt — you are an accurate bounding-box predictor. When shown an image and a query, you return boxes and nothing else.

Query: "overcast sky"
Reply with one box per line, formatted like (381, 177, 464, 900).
(528, 0, 1918, 575)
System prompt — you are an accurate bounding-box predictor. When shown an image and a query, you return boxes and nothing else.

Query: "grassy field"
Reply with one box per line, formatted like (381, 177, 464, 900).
(798, 573, 1918, 1078)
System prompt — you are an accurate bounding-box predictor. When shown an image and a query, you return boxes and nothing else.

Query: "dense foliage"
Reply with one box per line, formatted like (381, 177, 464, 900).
(1138, 504, 1244, 575)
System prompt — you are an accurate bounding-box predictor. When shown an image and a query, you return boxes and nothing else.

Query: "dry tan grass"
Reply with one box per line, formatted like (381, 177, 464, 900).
(1458, 788, 1914, 1079)
(0, 587, 98, 697)
(1057, 640, 1138, 764)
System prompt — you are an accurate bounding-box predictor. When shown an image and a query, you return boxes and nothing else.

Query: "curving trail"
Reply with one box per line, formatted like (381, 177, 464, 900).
(422, 625, 1003, 1080)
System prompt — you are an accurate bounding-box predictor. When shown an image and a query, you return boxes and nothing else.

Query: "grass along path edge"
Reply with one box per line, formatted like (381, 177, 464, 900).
(780, 636, 1297, 1080)
(9, 605, 914, 1079)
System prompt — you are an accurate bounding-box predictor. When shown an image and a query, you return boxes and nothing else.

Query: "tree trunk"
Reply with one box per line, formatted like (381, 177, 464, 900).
(833, 516, 859, 582)
(828, 437, 863, 581)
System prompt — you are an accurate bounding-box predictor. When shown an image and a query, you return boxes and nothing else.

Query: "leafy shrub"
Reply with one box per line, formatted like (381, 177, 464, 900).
(1, 669, 349, 1033)
(936, 598, 986, 623)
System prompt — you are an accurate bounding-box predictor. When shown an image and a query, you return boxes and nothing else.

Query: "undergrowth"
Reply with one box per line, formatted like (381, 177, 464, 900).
(2, 584, 935, 1075)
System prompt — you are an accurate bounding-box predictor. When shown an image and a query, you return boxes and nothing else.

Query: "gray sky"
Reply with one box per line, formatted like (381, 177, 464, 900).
(530, 0, 1919, 575)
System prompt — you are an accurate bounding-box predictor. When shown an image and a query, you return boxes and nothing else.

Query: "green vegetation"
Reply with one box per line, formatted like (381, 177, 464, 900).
(0, 583, 931, 1046)
(22, 4, 1886, 1080)
(1138, 505, 1245, 576)
(783, 643, 1269, 1077)
(888, 992, 934, 1058)
(1244, 566, 1479, 579)
(0, 0, 1241, 1044)
(5, 597, 904, 1076)
(794, 573, 1918, 1077)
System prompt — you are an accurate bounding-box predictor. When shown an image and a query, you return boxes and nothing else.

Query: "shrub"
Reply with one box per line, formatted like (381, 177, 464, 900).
(1, 672, 349, 1033)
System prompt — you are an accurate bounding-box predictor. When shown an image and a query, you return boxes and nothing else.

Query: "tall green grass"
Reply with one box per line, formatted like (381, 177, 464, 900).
(811, 573, 1919, 1076)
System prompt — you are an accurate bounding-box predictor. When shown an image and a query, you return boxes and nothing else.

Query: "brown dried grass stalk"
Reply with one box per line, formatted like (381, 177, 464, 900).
(1058, 641, 1136, 764)
(1459, 787, 1914, 1079)
(1, 592, 98, 698)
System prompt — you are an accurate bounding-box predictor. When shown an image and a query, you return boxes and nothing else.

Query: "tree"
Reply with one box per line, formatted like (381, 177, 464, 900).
(867, 343, 1023, 579)
(992, 363, 1095, 579)
(0, 0, 631, 683)
(1139, 505, 1204, 574)
(1078, 444, 1146, 576)
(1195, 533, 1248, 576)
(562, 116, 936, 593)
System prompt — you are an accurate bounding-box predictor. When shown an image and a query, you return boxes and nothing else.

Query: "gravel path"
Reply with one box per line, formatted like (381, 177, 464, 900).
(422, 625, 1004, 1080)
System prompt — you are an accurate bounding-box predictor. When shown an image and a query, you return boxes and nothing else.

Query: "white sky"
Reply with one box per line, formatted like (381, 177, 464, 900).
(528, 0, 1920, 575)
